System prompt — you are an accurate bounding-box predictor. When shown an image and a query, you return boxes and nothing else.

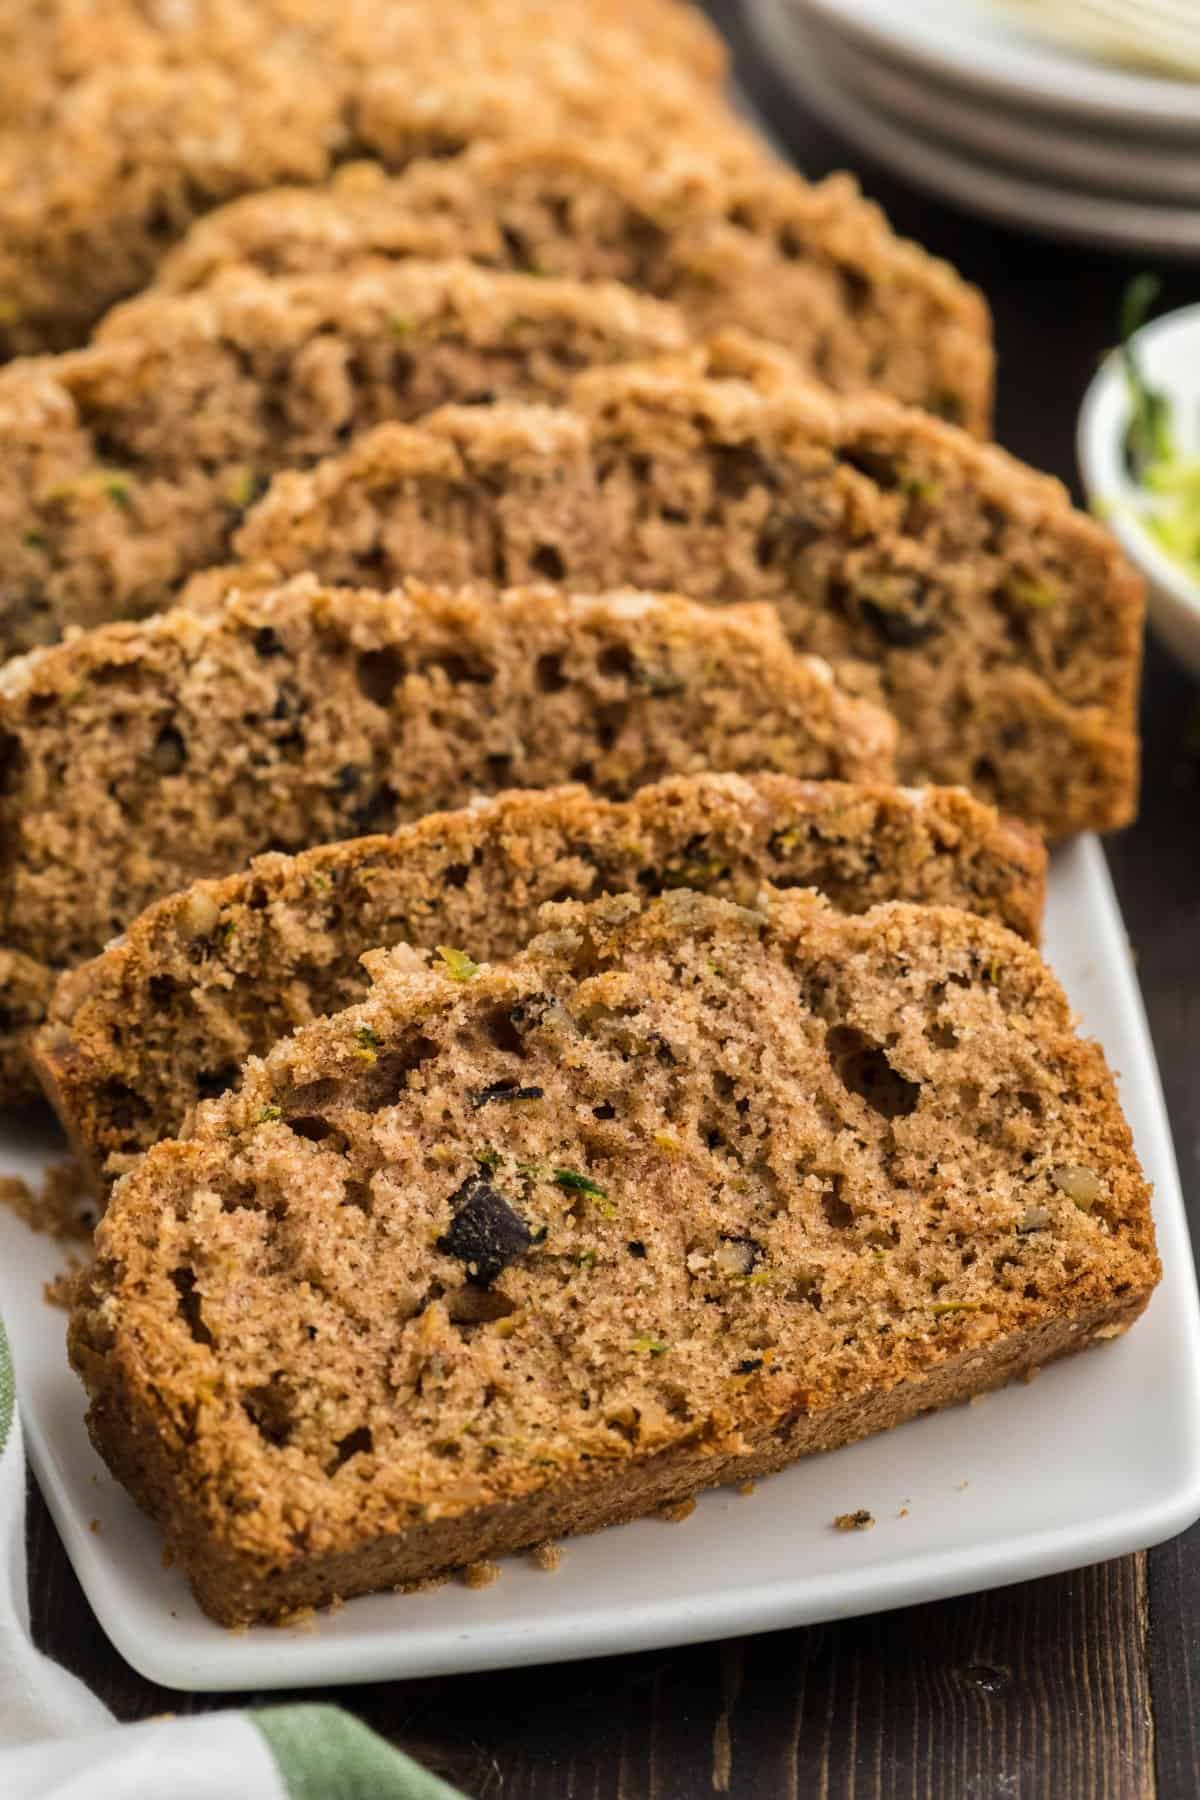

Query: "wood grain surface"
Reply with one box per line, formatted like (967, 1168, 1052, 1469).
(23, 4, 1200, 1794)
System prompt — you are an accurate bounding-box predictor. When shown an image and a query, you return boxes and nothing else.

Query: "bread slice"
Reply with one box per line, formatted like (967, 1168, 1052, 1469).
(34, 774, 1045, 1193)
(0, 259, 691, 655)
(217, 347, 1144, 837)
(0, 949, 59, 1095)
(69, 887, 1159, 1627)
(0, 0, 748, 358)
(0, 576, 893, 1099)
(0, 1, 727, 137)
(143, 139, 992, 432)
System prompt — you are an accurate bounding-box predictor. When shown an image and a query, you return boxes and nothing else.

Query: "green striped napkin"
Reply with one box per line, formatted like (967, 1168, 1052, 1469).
(0, 1316, 466, 1799)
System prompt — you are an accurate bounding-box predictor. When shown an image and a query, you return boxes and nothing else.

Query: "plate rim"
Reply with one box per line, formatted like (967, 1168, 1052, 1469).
(747, 0, 1200, 257)
(808, 14, 1200, 202)
(782, 0, 1200, 132)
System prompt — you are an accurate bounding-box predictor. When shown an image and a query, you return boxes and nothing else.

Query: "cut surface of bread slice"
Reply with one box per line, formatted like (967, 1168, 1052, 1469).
(0, 577, 893, 1098)
(145, 140, 992, 432)
(0, 259, 690, 655)
(34, 774, 1045, 1193)
(220, 348, 1142, 837)
(70, 887, 1159, 1627)
(0, 0, 746, 358)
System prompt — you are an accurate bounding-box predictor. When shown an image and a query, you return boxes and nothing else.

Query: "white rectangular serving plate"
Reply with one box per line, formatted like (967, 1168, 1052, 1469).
(3, 835, 1199, 1692)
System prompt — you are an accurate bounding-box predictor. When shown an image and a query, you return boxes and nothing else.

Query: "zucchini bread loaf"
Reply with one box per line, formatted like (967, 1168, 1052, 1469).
(34, 774, 1045, 1194)
(70, 887, 1159, 1627)
(219, 349, 1142, 836)
(0, 259, 690, 655)
(0, 0, 751, 359)
(143, 140, 992, 431)
(0, 576, 894, 1098)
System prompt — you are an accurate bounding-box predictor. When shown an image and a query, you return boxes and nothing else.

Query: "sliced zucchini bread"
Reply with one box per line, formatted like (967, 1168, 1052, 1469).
(213, 349, 1143, 836)
(0, 0, 743, 357)
(0, 576, 894, 1097)
(0, 259, 690, 654)
(143, 139, 992, 431)
(34, 774, 1045, 1192)
(70, 887, 1158, 1626)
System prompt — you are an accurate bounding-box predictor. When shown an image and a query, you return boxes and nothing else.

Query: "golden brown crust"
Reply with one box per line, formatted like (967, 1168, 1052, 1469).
(222, 348, 1143, 836)
(0, 0, 744, 357)
(0, 259, 690, 656)
(146, 139, 992, 433)
(0, 0, 991, 439)
(33, 774, 1046, 1190)
(70, 890, 1158, 1626)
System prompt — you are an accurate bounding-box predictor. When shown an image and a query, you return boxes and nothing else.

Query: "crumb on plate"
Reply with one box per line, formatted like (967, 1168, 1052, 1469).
(833, 1509, 875, 1532)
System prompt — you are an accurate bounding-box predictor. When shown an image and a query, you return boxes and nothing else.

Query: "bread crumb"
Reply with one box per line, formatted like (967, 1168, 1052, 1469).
(0, 1175, 35, 1226)
(897, 1507, 910, 1518)
(738, 1480, 756, 1497)
(833, 1509, 875, 1532)
(531, 1541, 563, 1572)
(0, 1161, 95, 1241)
(956, 1481, 970, 1491)
(279, 1605, 318, 1632)
(657, 1496, 697, 1524)
(43, 1263, 84, 1310)
(393, 1572, 450, 1596)
(89, 1517, 101, 1534)
(461, 1559, 501, 1590)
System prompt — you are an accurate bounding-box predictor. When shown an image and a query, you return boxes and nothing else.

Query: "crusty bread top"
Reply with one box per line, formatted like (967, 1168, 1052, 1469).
(93, 255, 688, 367)
(0, 0, 751, 358)
(231, 346, 1139, 695)
(0, 258, 691, 654)
(142, 137, 992, 431)
(33, 773, 1046, 1189)
(0, 0, 728, 130)
(217, 346, 1143, 835)
(71, 888, 1157, 1581)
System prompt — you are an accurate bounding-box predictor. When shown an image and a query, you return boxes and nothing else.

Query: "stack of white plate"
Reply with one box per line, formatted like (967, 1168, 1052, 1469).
(744, 0, 1200, 256)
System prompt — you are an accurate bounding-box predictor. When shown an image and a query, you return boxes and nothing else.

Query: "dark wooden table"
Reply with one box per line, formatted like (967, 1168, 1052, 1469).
(26, 6, 1200, 1793)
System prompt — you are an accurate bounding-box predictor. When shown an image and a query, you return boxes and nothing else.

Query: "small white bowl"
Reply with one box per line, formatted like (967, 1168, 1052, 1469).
(1078, 302, 1200, 681)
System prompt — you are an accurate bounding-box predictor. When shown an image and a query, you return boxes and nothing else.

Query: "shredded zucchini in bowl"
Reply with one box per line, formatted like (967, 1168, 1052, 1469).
(1119, 276, 1200, 587)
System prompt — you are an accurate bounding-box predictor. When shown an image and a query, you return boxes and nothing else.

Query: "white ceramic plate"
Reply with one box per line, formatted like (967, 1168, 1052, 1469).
(747, 0, 1200, 256)
(807, 17, 1200, 203)
(4, 836, 1200, 1693)
(782, 0, 1200, 133)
